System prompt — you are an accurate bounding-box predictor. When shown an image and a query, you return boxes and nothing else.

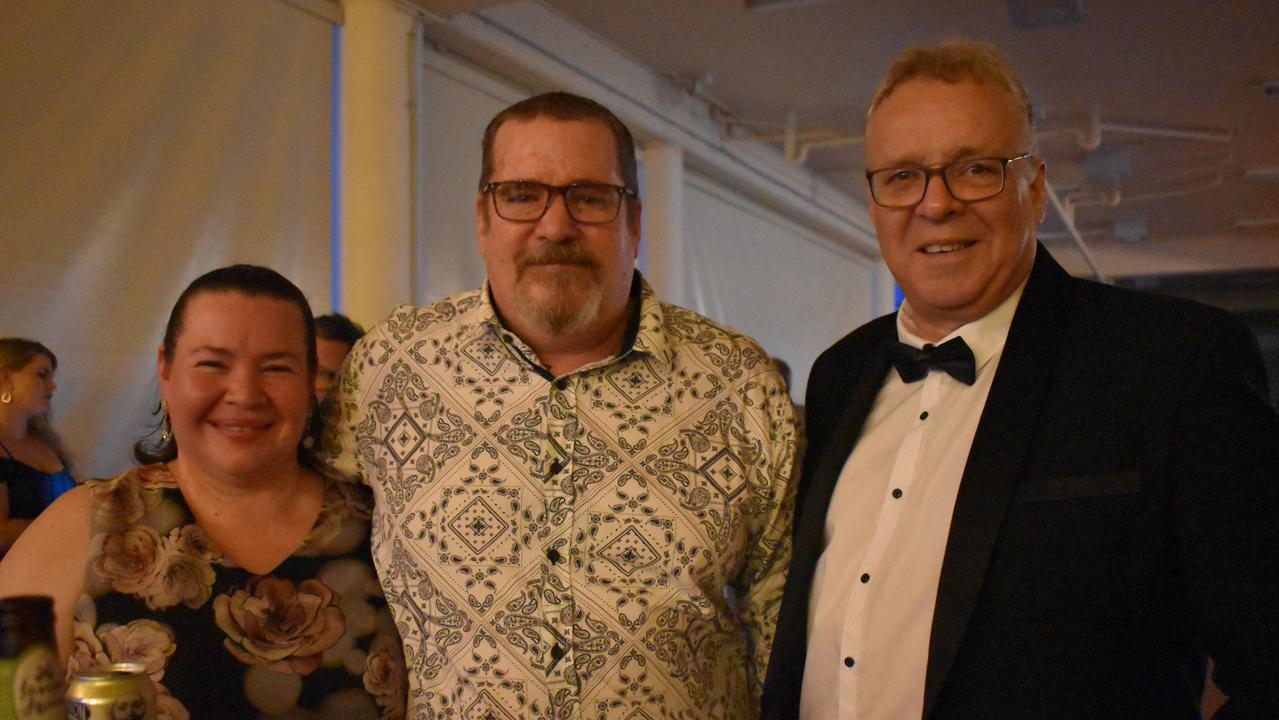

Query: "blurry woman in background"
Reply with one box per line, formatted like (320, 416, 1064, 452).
(0, 266, 404, 720)
(0, 338, 75, 555)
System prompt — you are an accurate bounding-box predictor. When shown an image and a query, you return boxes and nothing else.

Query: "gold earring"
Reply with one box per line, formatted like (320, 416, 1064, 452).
(160, 401, 173, 443)
(0, 390, 10, 404)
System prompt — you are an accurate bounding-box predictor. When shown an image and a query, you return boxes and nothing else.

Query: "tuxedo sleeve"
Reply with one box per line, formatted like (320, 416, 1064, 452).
(1171, 316, 1279, 718)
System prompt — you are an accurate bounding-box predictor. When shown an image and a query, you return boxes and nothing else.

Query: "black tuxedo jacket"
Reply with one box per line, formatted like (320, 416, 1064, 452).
(762, 248, 1279, 719)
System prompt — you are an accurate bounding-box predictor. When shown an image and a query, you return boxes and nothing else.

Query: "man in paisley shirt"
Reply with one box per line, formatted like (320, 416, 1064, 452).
(327, 92, 798, 719)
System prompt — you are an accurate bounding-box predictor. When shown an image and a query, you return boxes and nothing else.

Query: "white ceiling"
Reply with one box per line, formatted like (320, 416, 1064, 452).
(411, 0, 1279, 282)
(521, 0, 1279, 281)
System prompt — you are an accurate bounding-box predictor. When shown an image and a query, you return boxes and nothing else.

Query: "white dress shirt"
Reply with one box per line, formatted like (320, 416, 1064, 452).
(801, 283, 1024, 720)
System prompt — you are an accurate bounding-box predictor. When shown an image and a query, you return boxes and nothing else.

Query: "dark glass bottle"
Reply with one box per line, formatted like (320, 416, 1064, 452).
(0, 595, 62, 720)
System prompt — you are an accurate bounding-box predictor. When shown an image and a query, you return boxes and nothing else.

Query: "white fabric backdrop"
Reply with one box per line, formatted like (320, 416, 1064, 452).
(0, 0, 336, 477)
(415, 49, 528, 304)
(681, 174, 875, 401)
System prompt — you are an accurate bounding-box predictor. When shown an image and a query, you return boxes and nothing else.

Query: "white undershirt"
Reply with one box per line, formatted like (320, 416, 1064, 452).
(800, 283, 1024, 720)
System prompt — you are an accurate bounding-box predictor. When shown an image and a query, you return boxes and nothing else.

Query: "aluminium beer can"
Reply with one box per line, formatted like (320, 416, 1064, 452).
(65, 664, 155, 720)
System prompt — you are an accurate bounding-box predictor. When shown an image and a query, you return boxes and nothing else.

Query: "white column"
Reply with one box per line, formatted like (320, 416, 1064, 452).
(338, 0, 417, 328)
(641, 142, 686, 307)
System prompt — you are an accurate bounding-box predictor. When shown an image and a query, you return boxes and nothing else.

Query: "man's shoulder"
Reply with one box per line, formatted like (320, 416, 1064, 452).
(1027, 247, 1245, 348)
(368, 288, 487, 342)
(1064, 275, 1248, 346)
(656, 301, 773, 364)
(1040, 275, 1265, 394)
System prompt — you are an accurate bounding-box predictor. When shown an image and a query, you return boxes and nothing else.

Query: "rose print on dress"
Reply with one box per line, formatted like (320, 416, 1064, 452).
(90, 523, 219, 610)
(90, 467, 164, 528)
(213, 577, 346, 674)
(97, 619, 177, 682)
(78, 465, 405, 717)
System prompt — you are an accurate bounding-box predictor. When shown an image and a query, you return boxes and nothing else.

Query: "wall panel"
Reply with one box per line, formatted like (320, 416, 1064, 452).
(0, 0, 335, 476)
(682, 174, 876, 400)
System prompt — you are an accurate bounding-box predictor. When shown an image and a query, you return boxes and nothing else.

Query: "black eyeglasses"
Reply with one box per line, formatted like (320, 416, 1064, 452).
(483, 181, 637, 224)
(865, 154, 1035, 208)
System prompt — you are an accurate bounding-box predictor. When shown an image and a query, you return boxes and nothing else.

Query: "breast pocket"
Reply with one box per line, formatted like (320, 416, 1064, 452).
(1013, 470, 1141, 504)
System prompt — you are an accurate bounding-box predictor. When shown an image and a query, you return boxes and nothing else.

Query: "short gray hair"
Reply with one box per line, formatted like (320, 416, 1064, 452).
(868, 41, 1035, 144)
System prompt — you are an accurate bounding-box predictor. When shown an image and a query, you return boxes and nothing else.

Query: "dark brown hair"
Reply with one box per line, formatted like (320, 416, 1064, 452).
(478, 91, 639, 192)
(135, 265, 320, 467)
(0, 338, 71, 468)
(314, 313, 365, 349)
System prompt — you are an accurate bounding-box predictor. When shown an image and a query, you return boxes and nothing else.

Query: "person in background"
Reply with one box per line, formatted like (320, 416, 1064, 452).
(313, 313, 365, 404)
(0, 338, 74, 556)
(327, 91, 797, 718)
(763, 41, 1279, 719)
(0, 266, 405, 719)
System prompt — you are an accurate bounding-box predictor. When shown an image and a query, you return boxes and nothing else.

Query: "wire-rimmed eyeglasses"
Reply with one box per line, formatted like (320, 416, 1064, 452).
(483, 181, 637, 224)
(865, 153, 1035, 208)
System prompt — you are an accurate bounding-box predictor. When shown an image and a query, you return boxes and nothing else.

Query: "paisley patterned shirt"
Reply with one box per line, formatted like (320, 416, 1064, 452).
(326, 275, 797, 719)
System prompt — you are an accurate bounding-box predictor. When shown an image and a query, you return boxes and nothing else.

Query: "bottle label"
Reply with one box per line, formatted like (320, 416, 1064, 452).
(0, 644, 63, 720)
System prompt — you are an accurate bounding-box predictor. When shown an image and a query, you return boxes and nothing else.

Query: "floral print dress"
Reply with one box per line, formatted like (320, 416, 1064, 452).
(71, 464, 406, 720)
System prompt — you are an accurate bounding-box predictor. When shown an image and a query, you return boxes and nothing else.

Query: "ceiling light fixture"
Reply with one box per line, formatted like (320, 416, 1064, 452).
(1234, 217, 1279, 229)
(1113, 218, 1148, 243)
(744, 0, 832, 12)
(1243, 166, 1279, 180)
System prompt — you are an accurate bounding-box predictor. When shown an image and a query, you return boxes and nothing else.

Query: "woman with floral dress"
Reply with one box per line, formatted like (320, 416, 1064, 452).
(0, 266, 405, 720)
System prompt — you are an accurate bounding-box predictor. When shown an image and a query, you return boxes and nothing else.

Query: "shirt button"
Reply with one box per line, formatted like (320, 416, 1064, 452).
(546, 548, 562, 564)
(892, 488, 903, 499)
(554, 378, 568, 391)
(502, 333, 514, 344)
(843, 656, 855, 668)
(548, 459, 564, 476)
(919, 411, 929, 420)
(860, 573, 870, 583)
(550, 644, 566, 661)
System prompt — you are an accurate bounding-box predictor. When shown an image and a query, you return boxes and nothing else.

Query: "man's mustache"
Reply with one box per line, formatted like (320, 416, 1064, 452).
(516, 244, 597, 274)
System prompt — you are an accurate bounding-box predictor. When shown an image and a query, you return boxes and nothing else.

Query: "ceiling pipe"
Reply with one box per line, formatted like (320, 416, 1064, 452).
(1116, 171, 1224, 203)
(783, 110, 799, 165)
(1044, 179, 1108, 283)
(766, 125, 863, 165)
(1037, 106, 1102, 150)
(795, 134, 863, 164)
(1068, 188, 1123, 208)
(1067, 169, 1224, 208)
(1036, 110, 1232, 149)
(1099, 121, 1233, 143)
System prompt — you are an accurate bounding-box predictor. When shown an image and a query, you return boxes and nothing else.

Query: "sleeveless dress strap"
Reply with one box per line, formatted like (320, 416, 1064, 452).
(0, 438, 12, 459)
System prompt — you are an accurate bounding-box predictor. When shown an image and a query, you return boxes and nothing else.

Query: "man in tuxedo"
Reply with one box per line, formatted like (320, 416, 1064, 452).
(761, 42, 1279, 719)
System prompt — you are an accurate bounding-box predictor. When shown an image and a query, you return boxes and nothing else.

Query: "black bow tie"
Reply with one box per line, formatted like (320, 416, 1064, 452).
(888, 337, 976, 385)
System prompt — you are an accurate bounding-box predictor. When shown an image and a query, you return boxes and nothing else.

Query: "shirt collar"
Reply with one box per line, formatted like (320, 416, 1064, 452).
(463, 271, 674, 372)
(628, 274, 674, 371)
(457, 279, 502, 344)
(897, 277, 1028, 373)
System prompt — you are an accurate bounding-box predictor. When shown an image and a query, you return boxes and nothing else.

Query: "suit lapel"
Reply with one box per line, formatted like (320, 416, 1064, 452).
(923, 249, 1073, 717)
(796, 339, 894, 555)
(764, 321, 895, 719)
